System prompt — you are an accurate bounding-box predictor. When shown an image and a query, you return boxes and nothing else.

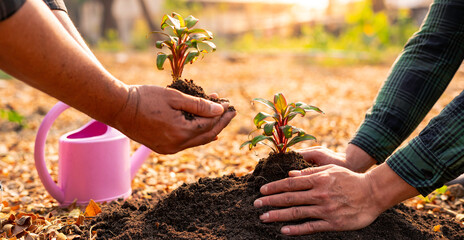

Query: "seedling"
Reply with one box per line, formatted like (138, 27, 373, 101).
(241, 93, 323, 153)
(153, 12, 216, 81)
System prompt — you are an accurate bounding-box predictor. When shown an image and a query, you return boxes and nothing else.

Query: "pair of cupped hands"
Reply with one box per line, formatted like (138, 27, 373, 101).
(115, 86, 404, 236)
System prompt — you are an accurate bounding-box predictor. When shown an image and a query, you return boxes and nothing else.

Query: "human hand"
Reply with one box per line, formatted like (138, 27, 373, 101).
(112, 85, 236, 154)
(253, 163, 419, 235)
(253, 164, 382, 235)
(297, 144, 376, 173)
(296, 146, 349, 168)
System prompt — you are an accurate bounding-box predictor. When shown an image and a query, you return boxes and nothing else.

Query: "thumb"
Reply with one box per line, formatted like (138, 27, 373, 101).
(169, 90, 226, 117)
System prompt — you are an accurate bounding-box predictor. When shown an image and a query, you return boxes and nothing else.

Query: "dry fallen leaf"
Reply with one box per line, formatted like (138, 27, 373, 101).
(433, 225, 441, 232)
(84, 200, 102, 217)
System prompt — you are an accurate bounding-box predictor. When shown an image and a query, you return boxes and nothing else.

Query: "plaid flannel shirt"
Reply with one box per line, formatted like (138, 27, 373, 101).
(0, 0, 66, 21)
(350, 0, 464, 196)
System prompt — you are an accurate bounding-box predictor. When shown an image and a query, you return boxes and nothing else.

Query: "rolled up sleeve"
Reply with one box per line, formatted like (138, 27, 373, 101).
(0, 0, 26, 21)
(387, 91, 464, 196)
(43, 0, 67, 12)
(350, 0, 464, 165)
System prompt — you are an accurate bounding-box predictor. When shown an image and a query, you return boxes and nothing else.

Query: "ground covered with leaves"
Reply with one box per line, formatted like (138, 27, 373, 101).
(1, 52, 463, 239)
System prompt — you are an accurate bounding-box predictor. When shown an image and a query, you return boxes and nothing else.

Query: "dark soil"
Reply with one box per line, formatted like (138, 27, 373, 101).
(168, 79, 235, 120)
(90, 152, 464, 240)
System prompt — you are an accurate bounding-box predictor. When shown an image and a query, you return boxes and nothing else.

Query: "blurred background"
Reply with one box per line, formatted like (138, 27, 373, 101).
(66, 0, 431, 63)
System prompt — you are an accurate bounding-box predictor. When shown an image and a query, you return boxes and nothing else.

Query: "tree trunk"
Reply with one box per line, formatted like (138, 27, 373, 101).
(138, 0, 157, 31)
(138, 0, 162, 41)
(99, 0, 118, 38)
(372, 0, 386, 12)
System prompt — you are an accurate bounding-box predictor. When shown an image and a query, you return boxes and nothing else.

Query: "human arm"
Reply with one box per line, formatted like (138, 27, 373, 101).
(47, 1, 104, 68)
(299, 0, 464, 173)
(350, 0, 464, 165)
(254, 163, 419, 235)
(0, 0, 235, 154)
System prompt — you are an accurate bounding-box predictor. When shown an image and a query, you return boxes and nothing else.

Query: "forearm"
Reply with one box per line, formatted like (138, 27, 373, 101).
(367, 163, 419, 211)
(351, 0, 464, 163)
(0, 0, 128, 125)
(52, 10, 103, 68)
(346, 144, 377, 172)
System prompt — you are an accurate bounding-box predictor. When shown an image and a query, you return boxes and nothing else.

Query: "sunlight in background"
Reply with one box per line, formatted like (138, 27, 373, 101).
(286, 0, 329, 10)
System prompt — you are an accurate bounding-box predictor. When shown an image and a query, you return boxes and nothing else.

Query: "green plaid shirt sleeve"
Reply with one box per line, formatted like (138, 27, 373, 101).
(350, 0, 464, 196)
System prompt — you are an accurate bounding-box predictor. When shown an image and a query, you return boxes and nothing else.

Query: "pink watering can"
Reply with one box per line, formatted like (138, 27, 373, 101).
(34, 101, 152, 206)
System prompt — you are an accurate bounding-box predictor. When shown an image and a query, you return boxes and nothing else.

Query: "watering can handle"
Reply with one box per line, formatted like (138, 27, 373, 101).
(34, 101, 69, 203)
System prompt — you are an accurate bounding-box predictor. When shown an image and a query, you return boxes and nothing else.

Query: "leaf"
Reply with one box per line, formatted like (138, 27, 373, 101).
(155, 40, 173, 49)
(184, 15, 199, 28)
(190, 33, 210, 41)
(166, 14, 181, 29)
(281, 125, 293, 139)
(292, 127, 306, 136)
(289, 106, 306, 117)
(263, 122, 275, 136)
(251, 135, 273, 147)
(296, 102, 324, 114)
(239, 140, 252, 150)
(84, 200, 102, 217)
(188, 29, 213, 39)
(197, 41, 216, 53)
(286, 134, 316, 149)
(171, 12, 185, 28)
(253, 112, 272, 128)
(253, 98, 277, 113)
(184, 51, 200, 65)
(175, 27, 187, 38)
(274, 93, 287, 114)
(156, 53, 168, 70)
(160, 15, 170, 30)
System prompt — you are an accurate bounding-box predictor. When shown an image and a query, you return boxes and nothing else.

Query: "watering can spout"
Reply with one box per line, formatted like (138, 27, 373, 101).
(130, 145, 152, 180)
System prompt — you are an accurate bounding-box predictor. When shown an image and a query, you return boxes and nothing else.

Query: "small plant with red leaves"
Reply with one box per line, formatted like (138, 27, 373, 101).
(153, 12, 216, 81)
(241, 93, 323, 153)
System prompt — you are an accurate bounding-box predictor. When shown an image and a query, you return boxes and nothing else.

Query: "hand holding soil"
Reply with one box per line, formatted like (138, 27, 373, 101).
(113, 85, 235, 154)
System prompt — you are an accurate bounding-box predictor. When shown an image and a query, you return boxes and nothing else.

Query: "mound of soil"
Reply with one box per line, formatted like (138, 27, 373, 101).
(90, 152, 464, 239)
(168, 79, 235, 120)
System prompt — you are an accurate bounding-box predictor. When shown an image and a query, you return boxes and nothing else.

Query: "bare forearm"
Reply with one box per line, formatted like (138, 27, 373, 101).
(367, 163, 419, 211)
(0, 0, 127, 125)
(346, 144, 377, 172)
(52, 10, 103, 68)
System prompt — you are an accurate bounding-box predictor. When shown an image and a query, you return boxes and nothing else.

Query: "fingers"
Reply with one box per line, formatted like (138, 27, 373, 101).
(168, 89, 225, 117)
(288, 165, 333, 177)
(258, 206, 324, 223)
(281, 220, 332, 235)
(259, 175, 314, 195)
(178, 110, 236, 150)
(296, 147, 326, 163)
(259, 165, 335, 195)
(254, 191, 317, 208)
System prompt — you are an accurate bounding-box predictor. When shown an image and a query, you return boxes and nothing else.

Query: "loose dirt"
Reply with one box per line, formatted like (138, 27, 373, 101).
(168, 79, 235, 120)
(91, 152, 464, 240)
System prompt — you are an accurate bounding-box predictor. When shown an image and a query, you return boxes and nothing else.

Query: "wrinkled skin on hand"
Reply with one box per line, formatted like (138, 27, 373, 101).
(112, 85, 236, 154)
(254, 164, 382, 235)
(297, 145, 377, 173)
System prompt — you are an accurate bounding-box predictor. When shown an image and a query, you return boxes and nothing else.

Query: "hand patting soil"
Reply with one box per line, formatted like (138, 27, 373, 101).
(89, 152, 464, 240)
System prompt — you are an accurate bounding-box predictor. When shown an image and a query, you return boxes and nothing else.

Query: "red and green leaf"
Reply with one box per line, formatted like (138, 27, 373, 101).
(273, 93, 287, 114)
(286, 134, 316, 149)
